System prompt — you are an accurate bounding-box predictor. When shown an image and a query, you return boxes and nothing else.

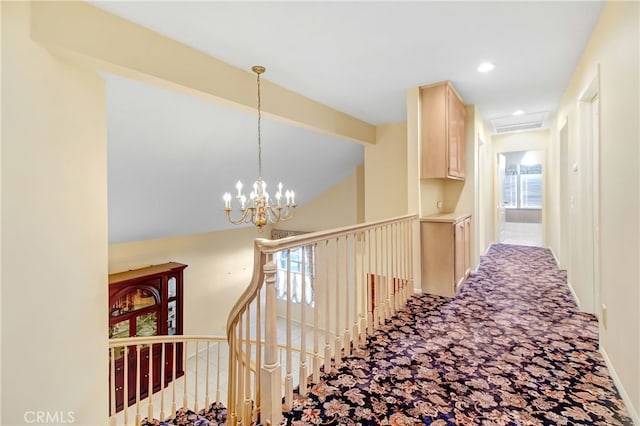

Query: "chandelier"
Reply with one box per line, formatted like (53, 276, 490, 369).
(223, 66, 296, 231)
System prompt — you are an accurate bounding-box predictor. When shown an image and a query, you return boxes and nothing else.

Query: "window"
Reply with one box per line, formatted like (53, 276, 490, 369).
(274, 246, 315, 306)
(270, 229, 315, 306)
(502, 163, 542, 209)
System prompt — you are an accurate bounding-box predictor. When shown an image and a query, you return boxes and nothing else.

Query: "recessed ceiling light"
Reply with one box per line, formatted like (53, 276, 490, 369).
(512, 110, 525, 116)
(477, 62, 495, 73)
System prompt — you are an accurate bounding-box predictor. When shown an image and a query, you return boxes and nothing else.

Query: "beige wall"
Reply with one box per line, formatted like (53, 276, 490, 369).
(547, 1, 639, 420)
(2, 2, 109, 424)
(364, 123, 408, 221)
(475, 110, 494, 256)
(278, 166, 363, 232)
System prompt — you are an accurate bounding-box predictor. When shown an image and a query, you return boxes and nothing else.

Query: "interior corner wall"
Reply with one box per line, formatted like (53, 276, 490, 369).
(548, 1, 639, 419)
(109, 227, 258, 336)
(1, 2, 109, 425)
(364, 122, 408, 222)
(280, 167, 362, 232)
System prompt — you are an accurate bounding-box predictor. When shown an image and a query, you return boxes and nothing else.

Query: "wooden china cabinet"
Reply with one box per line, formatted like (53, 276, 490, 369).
(108, 262, 187, 412)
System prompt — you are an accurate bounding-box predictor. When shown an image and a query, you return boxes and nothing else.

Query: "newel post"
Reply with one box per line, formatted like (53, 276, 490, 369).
(261, 254, 282, 425)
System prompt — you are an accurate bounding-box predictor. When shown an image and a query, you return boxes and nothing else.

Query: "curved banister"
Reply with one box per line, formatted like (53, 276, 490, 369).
(224, 214, 417, 426)
(226, 238, 268, 337)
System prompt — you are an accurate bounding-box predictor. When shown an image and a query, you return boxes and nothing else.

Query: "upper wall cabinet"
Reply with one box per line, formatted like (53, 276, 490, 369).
(420, 82, 466, 180)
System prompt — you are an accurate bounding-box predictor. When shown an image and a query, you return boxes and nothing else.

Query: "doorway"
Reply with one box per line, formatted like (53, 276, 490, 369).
(497, 150, 544, 246)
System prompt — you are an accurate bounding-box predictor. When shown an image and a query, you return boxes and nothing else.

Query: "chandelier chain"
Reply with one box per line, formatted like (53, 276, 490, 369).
(257, 71, 262, 180)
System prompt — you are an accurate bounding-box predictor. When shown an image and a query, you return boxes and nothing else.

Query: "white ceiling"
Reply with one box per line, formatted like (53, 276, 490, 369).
(95, 1, 604, 243)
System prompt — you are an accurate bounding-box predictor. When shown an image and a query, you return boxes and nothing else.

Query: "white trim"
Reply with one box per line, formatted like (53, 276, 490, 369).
(548, 246, 561, 268)
(600, 347, 640, 425)
(566, 280, 581, 310)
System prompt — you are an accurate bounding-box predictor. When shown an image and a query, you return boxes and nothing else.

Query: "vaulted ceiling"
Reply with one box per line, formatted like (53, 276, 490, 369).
(94, 1, 604, 243)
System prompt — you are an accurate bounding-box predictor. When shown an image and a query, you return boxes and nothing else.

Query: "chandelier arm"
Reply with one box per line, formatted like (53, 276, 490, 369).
(265, 205, 281, 223)
(225, 208, 253, 225)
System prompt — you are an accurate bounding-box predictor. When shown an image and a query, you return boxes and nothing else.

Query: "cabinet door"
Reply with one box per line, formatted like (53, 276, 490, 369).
(447, 88, 466, 179)
(454, 220, 465, 288)
(464, 217, 471, 278)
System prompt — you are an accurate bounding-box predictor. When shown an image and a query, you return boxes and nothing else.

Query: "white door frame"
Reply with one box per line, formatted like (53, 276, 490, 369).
(577, 68, 601, 317)
(559, 118, 570, 270)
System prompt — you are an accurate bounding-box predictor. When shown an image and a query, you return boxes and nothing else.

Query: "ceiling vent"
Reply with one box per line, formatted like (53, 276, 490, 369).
(491, 111, 549, 134)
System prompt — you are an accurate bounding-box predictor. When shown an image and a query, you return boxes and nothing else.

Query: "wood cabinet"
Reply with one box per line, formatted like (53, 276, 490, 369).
(420, 81, 466, 180)
(420, 214, 471, 297)
(108, 262, 187, 412)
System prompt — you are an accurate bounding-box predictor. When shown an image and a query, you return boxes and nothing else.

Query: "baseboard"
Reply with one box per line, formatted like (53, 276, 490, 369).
(600, 347, 640, 425)
(566, 280, 581, 310)
(548, 246, 560, 268)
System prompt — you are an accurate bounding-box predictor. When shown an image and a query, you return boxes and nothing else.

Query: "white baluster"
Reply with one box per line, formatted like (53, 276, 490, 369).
(324, 240, 332, 372)
(205, 342, 211, 411)
(284, 249, 293, 410)
(123, 346, 129, 426)
(135, 345, 141, 426)
(215, 343, 221, 405)
(183, 341, 189, 411)
(352, 233, 360, 350)
(360, 231, 368, 345)
(148, 344, 154, 422)
(334, 238, 342, 366)
(367, 229, 374, 336)
(160, 343, 166, 422)
(194, 341, 200, 413)
(313, 242, 321, 383)
(299, 246, 308, 394)
(109, 347, 116, 426)
(344, 235, 351, 357)
(171, 342, 177, 418)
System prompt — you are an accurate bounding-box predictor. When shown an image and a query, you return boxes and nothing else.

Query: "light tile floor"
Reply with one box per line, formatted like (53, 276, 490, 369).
(502, 221, 543, 247)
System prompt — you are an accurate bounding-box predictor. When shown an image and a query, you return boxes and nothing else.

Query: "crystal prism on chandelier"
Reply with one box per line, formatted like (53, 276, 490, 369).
(223, 66, 296, 231)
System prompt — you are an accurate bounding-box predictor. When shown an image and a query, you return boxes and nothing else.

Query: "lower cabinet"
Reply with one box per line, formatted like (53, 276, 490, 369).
(421, 213, 471, 297)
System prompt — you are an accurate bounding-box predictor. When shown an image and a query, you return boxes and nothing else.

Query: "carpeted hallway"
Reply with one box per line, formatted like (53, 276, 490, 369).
(282, 244, 632, 425)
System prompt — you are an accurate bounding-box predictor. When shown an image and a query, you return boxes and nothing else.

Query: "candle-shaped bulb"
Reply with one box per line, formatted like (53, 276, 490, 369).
(223, 192, 231, 208)
(285, 190, 291, 204)
(236, 181, 243, 197)
(262, 181, 267, 192)
(250, 191, 256, 200)
(240, 195, 247, 209)
(278, 182, 283, 192)
(291, 191, 295, 205)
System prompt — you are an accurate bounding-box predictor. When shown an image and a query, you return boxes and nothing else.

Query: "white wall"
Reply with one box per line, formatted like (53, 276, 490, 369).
(2, 2, 109, 424)
(547, 1, 639, 420)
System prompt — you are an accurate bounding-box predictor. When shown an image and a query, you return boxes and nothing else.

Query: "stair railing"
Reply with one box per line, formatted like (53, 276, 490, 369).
(108, 335, 228, 426)
(225, 214, 416, 425)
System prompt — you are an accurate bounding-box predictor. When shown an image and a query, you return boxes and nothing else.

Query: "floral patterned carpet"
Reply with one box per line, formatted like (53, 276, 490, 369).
(282, 244, 632, 425)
